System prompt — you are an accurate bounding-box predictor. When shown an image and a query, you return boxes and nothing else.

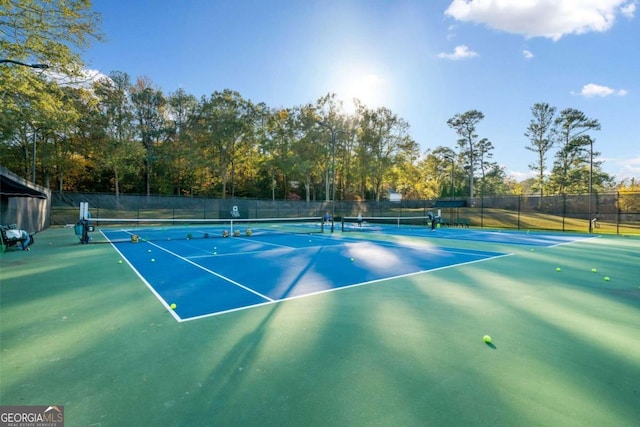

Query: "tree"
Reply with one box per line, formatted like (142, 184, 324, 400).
(165, 88, 199, 195)
(290, 104, 328, 202)
(447, 110, 485, 202)
(313, 93, 346, 201)
(130, 77, 167, 196)
(1, 0, 101, 188)
(43, 85, 92, 191)
(1, 0, 102, 75)
(617, 179, 640, 214)
(549, 108, 600, 194)
(93, 71, 144, 197)
(525, 102, 556, 204)
(354, 104, 418, 201)
(192, 90, 257, 198)
(413, 147, 452, 199)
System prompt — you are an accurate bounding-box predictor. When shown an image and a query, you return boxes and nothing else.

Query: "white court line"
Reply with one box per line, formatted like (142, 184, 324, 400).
(180, 252, 513, 322)
(103, 229, 274, 307)
(186, 239, 489, 260)
(315, 233, 503, 257)
(232, 235, 294, 248)
(104, 229, 511, 322)
(101, 230, 182, 321)
(185, 235, 316, 259)
(548, 235, 601, 247)
(187, 246, 294, 259)
(145, 240, 274, 302)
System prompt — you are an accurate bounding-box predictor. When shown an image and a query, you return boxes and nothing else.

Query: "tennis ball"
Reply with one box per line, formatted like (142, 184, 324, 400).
(530, 248, 535, 252)
(591, 268, 597, 273)
(170, 303, 176, 310)
(483, 335, 492, 343)
(350, 257, 354, 262)
(151, 258, 155, 262)
(148, 249, 152, 253)
(118, 260, 123, 264)
(604, 276, 610, 281)
(556, 267, 561, 272)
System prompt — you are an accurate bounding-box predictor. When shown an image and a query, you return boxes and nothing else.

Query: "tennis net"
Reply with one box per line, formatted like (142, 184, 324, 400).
(87, 217, 324, 243)
(341, 215, 433, 232)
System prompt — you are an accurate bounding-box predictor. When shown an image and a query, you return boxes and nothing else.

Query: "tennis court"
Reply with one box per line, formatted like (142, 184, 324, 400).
(101, 221, 507, 320)
(342, 215, 599, 246)
(1, 220, 639, 426)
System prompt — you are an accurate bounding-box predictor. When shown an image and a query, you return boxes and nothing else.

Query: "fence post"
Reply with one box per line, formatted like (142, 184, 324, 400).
(616, 191, 620, 235)
(562, 194, 566, 232)
(517, 194, 521, 230)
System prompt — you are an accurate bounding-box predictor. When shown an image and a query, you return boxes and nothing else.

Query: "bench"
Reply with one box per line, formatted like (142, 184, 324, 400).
(1, 224, 34, 251)
(454, 218, 470, 228)
(439, 218, 470, 228)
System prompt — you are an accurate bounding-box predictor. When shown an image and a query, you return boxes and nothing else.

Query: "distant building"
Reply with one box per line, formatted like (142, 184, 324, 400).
(389, 192, 402, 202)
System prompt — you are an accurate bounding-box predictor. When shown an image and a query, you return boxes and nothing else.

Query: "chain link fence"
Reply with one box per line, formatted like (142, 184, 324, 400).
(51, 191, 640, 235)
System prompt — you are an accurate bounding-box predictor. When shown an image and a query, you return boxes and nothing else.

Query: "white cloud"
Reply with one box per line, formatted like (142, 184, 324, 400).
(621, 2, 637, 17)
(437, 44, 479, 60)
(613, 156, 640, 180)
(523, 49, 535, 59)
(445, 0, 638, 41)
(574, 83, 628, 97)
(47, 68, 109, 89)
(506, 169, 535, 181)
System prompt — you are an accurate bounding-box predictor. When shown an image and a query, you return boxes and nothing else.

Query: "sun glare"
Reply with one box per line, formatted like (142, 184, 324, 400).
(333, 69, 389, 113)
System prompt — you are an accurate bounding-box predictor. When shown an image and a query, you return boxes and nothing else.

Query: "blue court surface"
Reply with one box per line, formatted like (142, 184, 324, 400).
(343, 223, 597, 246)
(103, 230, 507, 321)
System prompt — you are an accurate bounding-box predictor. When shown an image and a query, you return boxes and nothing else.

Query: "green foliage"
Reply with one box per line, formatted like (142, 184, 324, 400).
(1, 0, 102, 74)
(615, 180, 640, 213)
(1, 0, 102, 189)
(548, 109, 607, 194)
(447, 110, 485, 200)
(1, 2, 633, 199)
(525, 102, 556, 200)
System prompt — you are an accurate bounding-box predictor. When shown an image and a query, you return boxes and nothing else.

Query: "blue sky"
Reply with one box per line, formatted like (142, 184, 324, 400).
(86, 0, 640, 182)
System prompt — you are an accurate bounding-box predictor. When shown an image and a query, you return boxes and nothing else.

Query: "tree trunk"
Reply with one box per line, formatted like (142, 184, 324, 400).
(114, 167, 120, 197)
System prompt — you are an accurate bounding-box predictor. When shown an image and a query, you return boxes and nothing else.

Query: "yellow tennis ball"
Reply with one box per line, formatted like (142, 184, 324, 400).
(604, 276, 610, 281)
(151, 258, 155, 262)
(591, 268, 597, 273)
(118, 260, 123, 264)
(483, 335, 492, 344)
(556, 267, 561, 272)
(350, 257, 354, 262)
(170, 303, 176, 310)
